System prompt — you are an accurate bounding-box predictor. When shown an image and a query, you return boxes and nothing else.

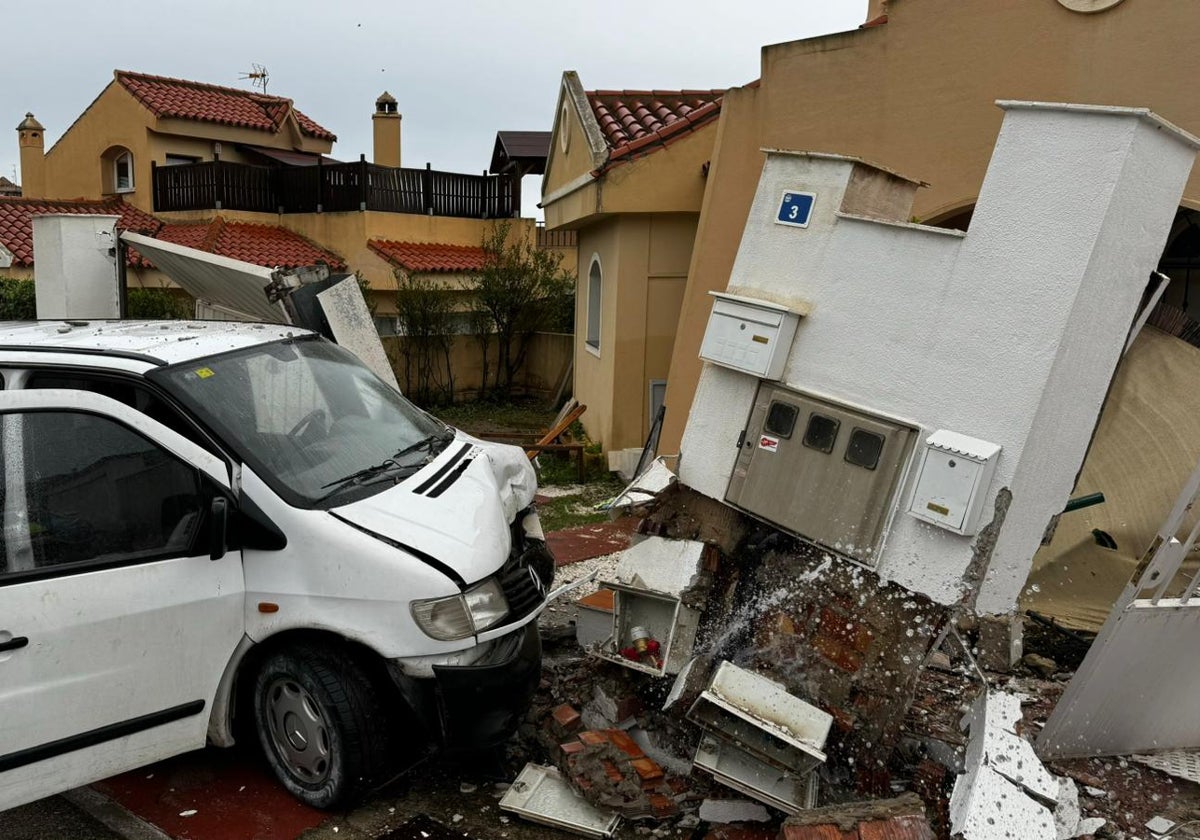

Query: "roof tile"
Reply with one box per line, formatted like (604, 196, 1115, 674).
(369, 240, 490, 273)
(0, 198, 343, 272)
(586, 89, 724, 167)
(0, 197, 160, 266)
(116, 70, 336, 141)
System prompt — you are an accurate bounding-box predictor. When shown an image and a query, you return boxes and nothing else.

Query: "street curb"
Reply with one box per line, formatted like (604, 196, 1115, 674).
(62, 787, 174, 840)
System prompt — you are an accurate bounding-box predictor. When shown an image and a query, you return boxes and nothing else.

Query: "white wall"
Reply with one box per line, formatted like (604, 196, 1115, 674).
(680, 103, 1199, 612)
(32, 214, 121, 320)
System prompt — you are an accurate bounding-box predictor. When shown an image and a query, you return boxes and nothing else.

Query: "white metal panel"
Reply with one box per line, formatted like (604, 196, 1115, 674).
(316, 277, 400, 390)
(500, 764, 619, 838)
(32, 215, 121, 320)
(907, 431, 1001, 536)
(120, 231, 287, 324)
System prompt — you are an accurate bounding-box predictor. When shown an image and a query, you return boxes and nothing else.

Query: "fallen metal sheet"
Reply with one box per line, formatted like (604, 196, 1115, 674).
(1131, 750, 1200, 784)
(316, 277, 400, 390)
(692, 735, 818, 815)
(950, 764, 1056, 840)
(500, 764, 620, 839)
(121, 231, 285, 323)
(599, 456, 677, 511)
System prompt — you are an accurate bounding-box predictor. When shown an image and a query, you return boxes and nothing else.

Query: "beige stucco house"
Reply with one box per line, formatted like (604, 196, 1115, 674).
(541, 72, 722, 451)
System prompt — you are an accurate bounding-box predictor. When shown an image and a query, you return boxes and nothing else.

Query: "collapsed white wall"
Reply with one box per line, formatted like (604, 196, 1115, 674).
(680, 102, 1198, 613)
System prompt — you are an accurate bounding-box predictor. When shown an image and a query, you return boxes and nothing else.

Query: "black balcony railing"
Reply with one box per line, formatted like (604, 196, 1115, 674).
(152, 158, 519, 219)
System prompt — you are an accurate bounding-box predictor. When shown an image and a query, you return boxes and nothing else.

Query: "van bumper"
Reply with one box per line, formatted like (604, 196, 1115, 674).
(390, 623, 542, 749)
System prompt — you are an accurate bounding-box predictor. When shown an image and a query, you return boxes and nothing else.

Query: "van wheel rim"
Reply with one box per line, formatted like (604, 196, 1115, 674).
(265, 678, 331, 784)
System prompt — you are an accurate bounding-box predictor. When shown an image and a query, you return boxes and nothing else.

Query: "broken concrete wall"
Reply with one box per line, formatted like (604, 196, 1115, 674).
(679, 103, 1200, 616)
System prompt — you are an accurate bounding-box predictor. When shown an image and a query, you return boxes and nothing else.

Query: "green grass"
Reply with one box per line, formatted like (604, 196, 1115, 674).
(535, 472, 626, 533)
(433, 398, 558, 437)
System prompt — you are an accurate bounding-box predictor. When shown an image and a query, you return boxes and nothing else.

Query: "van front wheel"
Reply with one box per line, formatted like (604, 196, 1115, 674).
(252, 644, 388, 809)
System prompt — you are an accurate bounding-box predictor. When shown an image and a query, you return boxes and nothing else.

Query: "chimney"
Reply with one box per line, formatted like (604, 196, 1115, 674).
(17, 112, 45, 199)
(865, 0, 888, 22)
(372, 92, 401, 168)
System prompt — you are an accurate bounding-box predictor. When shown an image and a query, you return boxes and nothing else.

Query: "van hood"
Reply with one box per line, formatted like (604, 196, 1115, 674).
(330, 434, 538, 585)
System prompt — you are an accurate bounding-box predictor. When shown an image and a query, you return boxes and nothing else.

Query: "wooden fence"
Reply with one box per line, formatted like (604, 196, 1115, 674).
(153, 159, 518, 219)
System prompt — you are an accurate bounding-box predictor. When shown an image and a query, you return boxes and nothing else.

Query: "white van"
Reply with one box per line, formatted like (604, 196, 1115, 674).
(0, 320, 559, 811)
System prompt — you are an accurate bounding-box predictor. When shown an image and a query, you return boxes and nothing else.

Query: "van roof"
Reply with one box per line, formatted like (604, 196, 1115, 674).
(0, 320, 310, 366)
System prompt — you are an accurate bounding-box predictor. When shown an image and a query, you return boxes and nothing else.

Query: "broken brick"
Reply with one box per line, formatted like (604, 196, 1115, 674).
(631, 757, 665, 786)
(578, 730, 609, 747)
(552, 704, 583, 733)
(780, 826, 856, 840)
(601, 759, 624, 783)
(560, 740, 585, 756)
(607, 729, 644, 758)
(648, 792, 678, 819)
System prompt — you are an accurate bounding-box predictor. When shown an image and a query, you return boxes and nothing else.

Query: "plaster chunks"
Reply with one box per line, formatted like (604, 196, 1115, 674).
(950, 691, 1085, 840)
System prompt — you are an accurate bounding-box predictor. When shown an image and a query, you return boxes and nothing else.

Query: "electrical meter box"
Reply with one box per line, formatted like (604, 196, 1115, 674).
(699, 292, 802, 380)
(906, 430, 1001, 536)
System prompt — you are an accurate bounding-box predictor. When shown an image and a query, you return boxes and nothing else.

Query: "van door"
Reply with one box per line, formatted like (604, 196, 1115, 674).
(0, 390, 244, 812)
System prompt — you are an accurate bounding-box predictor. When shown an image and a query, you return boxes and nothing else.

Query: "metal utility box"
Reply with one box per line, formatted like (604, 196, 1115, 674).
(590, 582, 700, 677)
(692, 735, 818, 815)
(699, 292, 802, 380)
(726, 384, 917, 565)
(688, 662, 830, 814)
(906, 430, 1001, 536)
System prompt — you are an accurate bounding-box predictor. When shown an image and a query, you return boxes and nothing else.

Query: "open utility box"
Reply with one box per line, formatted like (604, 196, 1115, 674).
(693, 735, 819, 815)
(589, 581, 701, 677)
(687, 662, 831, 812)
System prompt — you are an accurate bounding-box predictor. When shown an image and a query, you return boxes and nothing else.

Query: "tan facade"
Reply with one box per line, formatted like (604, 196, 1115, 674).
(658, 0, 1200, 456)
(543, 73, 719, 450)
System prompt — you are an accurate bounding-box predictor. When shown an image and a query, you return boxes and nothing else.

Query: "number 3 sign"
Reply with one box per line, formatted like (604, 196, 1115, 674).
(775, 191, 816, 228)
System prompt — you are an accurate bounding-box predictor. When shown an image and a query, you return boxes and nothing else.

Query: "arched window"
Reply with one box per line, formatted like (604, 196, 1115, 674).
(586, 256, 602, 353)
(101, 146, 134, 194)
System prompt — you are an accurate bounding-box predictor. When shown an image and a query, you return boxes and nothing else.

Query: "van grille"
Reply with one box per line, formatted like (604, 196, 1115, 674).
(498, 544, 555, 622)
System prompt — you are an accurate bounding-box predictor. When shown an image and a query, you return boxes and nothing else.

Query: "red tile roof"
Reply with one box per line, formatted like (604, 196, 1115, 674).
(142, 217, 346, 270)
(369, 240, 490, 273)
(116, 71, 336, 142)
(0, 197, 161, 266)
(587, 89, 724, 166)
(0, 198, 343, 272)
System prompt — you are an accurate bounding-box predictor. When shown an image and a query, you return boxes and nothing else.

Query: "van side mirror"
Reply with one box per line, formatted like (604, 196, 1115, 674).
(210, 497, 228, 561)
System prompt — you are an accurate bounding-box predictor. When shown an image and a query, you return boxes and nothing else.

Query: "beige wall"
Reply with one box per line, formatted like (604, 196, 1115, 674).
(575, 213, 697, 451)
(385, 331, 571, 402)
(33, 80, 333, 213)
(660, 0, 1200, 456)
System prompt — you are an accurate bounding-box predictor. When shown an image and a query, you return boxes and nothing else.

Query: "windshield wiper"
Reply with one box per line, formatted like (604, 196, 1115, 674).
(319, 429, 455, 494)
(393, 428, 456, 460)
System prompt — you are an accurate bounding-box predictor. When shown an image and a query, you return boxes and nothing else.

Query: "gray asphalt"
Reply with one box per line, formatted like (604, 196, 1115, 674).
(0, 795, 123, 840)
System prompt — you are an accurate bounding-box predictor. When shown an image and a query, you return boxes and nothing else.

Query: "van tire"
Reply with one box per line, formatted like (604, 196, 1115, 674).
(252, 644, 389, 809)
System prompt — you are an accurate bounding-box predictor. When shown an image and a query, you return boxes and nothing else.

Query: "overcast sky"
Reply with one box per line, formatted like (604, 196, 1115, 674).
(2, 1, 866, 218)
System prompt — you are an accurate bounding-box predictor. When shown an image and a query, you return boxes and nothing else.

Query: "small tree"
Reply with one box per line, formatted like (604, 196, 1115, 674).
(394, 271, 457, 405)
(470, 221, 575, 398)
(0, 278, 36, 320)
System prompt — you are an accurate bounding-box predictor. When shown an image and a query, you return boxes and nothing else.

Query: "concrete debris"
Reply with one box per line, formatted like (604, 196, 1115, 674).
(614, 537, 708, 598)
(1077, 817, 1106, 836)
(500, 764, 620, 839)
(780, 792, 929, 830)
(1054, 776, 1082, 840)
(698, 798, 772, 824)
(599, 457, 677, 511)
(1023, 653, 1059, 679)
(1145, 816, 1177, 836)
(557, 729, 685, 820)
(950, 691, 1060, 840)
(1083, 786, 1106, 798)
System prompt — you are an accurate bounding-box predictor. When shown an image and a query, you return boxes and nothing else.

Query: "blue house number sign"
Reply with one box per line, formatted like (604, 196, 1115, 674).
(775, 191, 816, 228)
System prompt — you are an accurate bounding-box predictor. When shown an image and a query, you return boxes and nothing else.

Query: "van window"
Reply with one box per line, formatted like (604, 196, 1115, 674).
(0, 411, 204, 577)
(24, 372, 213, 453)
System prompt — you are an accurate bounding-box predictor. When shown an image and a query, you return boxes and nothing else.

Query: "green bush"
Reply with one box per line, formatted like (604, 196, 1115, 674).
(126, 288, 191, 319)
(0, 278, 36, 320)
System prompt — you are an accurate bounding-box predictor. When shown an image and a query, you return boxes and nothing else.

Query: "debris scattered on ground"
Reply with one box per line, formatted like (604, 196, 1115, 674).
(698, 798, 772, 823)
(499, 763, 621, 838)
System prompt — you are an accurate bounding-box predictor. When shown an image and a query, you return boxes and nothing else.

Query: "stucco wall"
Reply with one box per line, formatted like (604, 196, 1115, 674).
(680, 105, 1197, 612)
(662, 0, 1200, 458)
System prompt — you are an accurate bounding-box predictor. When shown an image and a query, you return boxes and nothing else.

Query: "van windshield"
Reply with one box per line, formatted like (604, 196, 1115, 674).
(151, 337, 450, 507)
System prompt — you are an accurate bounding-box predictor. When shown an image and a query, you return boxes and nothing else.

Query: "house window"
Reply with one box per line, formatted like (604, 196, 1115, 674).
(114, 151, 134, 192)
(585, 256, 602, 353)
(164, 154, 200, 166)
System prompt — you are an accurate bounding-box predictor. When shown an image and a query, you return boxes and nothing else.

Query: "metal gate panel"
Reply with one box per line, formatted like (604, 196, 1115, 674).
(1038, 458, 1200, 758)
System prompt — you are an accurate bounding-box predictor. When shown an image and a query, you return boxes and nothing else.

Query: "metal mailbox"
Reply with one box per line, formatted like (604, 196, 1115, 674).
(905, 430, 1001, 536)
(699, 292, 802, 380)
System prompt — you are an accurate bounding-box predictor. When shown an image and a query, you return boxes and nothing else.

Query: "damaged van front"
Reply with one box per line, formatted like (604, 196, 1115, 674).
(0, 322, 563, 814)
(147, 335, 558, 806)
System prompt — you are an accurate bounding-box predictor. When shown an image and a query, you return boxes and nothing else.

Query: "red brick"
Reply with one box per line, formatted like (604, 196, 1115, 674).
(552, 704, 582, 732)
(607, 729, 644, 758)
(780, 826, 856, 840)
(630, 757, 664, 783)
(648, 792, 678, 818)
(560, 740, 585, 756)
(578, 730, 609, 747)
(601, 759, 624, 783)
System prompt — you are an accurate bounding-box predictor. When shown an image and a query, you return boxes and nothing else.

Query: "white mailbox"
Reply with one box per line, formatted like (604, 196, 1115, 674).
(906, 430, 1001, 536)
(699, 292, 802, 380)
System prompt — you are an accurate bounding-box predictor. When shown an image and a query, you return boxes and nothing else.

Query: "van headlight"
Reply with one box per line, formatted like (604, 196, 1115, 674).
(411, 578, 510, 641)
